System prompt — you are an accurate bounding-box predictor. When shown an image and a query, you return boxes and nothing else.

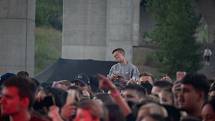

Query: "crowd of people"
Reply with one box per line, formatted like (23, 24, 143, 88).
(0, 48, 215, 121)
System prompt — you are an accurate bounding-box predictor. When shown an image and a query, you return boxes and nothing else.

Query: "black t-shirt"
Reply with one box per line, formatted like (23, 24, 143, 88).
(0, 116, 10, 121)
(126, 113, 136, 121)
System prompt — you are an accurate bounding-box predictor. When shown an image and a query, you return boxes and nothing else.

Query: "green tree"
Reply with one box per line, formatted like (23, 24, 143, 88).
(146, 0, 202, 76)
(36, 0, 63, 30)
(35, 0, 62, 74)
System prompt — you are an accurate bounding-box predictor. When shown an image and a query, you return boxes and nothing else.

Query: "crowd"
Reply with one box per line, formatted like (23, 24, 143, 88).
(0, 48, 214, 121)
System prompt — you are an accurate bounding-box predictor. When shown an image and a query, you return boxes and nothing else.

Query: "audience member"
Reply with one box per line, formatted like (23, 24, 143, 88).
(1, 63, 214, 121)
(108, 48, 140, 82)
(139, 72, 154, 85)
(17, 71, 30, 79)
(74, 99, 107, 121)
(151, 80, 173, 97)
(121, 84, 146, 103)
(179, 73, 209, 119)
(1, 76, 48, 121)
(201, 97, 215, 121)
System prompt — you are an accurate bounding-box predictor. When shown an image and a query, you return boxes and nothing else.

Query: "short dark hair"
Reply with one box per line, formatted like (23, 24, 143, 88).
(0, 73, 16, 86)
(139, 72, 154, 81)
(181, 73, 209, 100)
(153, 81, 173, 89)
(112, 48, 125, 55)
(2, 76, 35, 108)
(139, 72, 153, 77)
(76, 99, 105, 120)
(17, 71, 29, 78)
(123, 84, 146, 96)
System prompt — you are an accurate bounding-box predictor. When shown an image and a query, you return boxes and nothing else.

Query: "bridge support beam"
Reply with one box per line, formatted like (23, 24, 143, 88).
(0, 0, 35, 75)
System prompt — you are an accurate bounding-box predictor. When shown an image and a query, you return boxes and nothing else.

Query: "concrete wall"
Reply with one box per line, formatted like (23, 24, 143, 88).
(105, 0, 133, 61)
(63, 0, 141, 62)
(62, 0, 107, 60)
(0, 0, 35, 75)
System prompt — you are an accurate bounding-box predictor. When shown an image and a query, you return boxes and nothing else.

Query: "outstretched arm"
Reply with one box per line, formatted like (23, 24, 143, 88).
(98, 74, 132, 117)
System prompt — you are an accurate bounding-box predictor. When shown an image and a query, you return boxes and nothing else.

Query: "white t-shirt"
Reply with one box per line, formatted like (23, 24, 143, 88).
(108, 63, 140, 81)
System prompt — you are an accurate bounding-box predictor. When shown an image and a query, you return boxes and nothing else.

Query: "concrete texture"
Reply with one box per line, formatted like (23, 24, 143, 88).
(0, 0, 35, 75)
(63, 0, 142, 62)
(62, 0, 107, 60)
(106, 0, 133, 62)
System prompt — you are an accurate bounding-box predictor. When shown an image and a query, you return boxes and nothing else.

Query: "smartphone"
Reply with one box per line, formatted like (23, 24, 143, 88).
(33, 95, 56, 113)
(43, 96, 55, 108)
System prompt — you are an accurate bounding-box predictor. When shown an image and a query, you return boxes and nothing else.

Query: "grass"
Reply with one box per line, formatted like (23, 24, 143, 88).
(35, 27, 62, 74)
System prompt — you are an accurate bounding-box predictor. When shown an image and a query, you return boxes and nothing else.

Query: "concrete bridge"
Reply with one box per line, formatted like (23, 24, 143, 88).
(0, 0, 214, 77)
(0, 0, 35, 75)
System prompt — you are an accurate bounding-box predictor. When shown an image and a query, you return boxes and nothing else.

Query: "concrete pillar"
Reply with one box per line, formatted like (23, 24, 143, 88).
(62, 0, 107, 60)
(63, 0, 141, 61)
(0, 0, 35, 75)
(132, 0, 141, 46)
(106, 0, 135, 62)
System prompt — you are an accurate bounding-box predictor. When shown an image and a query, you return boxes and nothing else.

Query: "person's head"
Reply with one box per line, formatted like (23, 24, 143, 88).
(105, 104, 126, 121)
(136, 102, 168, 121)
(176, 71, 186, 81)
(16, 71, 29, 79)
(73, 73, 90, 87)
(179, 73, 209, 116)
(94, 93, 114, 105)
(121, 84, 146, 103)
(74, 99, 105, 121)
(139, 72, 154, 85)
(0, 73, 16, 86)
(160, 74, 172, 82)
(201, 98, 215, 121)
(112, 48, 126, 63)
(151, 81, 173, 97)
(158, 88, 174, 105)
(162, 105, 181, 121)
(52, 80, 71, 91)
(1, 76, 34, 115)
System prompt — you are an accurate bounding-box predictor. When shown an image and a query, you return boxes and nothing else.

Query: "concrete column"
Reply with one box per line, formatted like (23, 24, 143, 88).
(132, 0, 141, 46)
(0, 0, 35, 75)
(62, 0, 107, 60)
(106, 0, 134, 62)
